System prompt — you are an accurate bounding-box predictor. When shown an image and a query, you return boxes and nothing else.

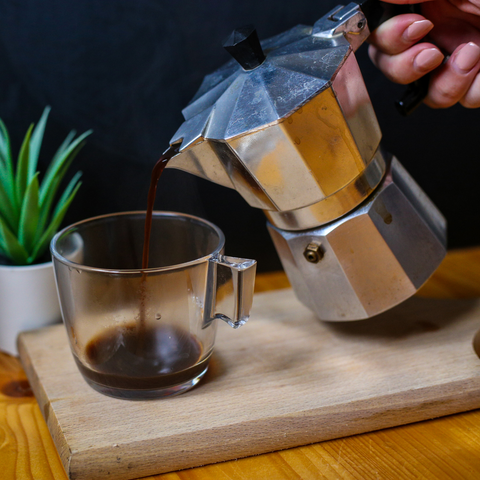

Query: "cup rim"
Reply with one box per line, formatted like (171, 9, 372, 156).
(50, 211, 226, 274)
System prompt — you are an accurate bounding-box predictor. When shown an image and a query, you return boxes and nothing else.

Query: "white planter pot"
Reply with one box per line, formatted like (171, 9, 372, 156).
(0, 261, 61, 355)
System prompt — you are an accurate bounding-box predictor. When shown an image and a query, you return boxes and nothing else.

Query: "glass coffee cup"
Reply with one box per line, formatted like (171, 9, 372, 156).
(51, 212, 256, 399)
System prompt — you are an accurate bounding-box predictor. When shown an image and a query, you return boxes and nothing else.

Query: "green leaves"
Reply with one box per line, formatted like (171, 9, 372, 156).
(15, 124, 34, 203)
(0, 107, 90, 265)
(39, 129, 91, 205)
(0, 118, 15, 208)
(28, 106, 50, 182)
(0, 216, 29, 265)
(18, 173, 40, 254)
(29, 176, 82, 263)
(0, 174, 18, 232)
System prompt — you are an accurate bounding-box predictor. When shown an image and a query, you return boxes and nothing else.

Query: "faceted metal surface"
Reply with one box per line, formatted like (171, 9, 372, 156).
(168, 55, 382, 214)
(168, 4, 382, 218)
(171, 26, 349, 148)
(169, 75, 383, 214)
(265, 148, 385, 230)
(268, 156, 447, 321)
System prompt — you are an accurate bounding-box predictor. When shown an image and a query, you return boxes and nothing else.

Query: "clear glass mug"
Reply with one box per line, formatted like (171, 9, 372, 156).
(50, 212, 256, 399)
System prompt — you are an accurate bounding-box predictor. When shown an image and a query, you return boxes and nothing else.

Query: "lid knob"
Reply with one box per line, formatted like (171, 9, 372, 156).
(223, 25, 266, 70)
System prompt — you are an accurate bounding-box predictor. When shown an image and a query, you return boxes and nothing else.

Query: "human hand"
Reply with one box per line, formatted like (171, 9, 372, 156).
(368, 0, 480, 108)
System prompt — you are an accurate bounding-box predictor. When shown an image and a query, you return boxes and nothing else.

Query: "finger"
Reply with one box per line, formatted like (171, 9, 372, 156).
(424, 0, 480, 18)
(425, 42, 480, 108)
(369, 14, 433, 55)
(369, 43, 444, 84)
(422, 2, 480, 53)
(461, 73, 480, 108)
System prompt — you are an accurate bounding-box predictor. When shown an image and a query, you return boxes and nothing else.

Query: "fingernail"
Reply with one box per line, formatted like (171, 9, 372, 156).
(404, 20, 433, 42)
(414, 48, 444, 71)
(454, 42, 480, 73)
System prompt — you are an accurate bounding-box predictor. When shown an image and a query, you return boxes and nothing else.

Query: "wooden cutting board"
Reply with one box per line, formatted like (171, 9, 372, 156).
(18, 289, 480, 480)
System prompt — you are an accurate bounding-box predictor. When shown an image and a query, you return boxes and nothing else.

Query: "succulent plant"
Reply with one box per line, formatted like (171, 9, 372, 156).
(0, 107, 91, 265)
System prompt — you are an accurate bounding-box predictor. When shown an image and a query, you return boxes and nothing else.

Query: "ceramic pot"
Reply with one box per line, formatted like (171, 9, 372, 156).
(0, 261, 61, 355)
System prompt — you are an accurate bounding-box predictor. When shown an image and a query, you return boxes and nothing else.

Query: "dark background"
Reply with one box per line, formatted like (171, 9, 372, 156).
(0, 0, 478, 272)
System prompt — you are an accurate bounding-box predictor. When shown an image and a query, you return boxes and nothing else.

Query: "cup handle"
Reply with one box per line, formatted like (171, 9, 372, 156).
(210, 255, 257, 329)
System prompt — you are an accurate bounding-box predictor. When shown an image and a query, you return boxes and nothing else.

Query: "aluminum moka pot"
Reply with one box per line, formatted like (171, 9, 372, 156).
(166, 1, 447, 321)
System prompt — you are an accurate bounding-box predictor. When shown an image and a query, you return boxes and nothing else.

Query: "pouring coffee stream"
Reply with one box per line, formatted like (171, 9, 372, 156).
(135, 144, 180, 356)
(142, 144, 180, 270)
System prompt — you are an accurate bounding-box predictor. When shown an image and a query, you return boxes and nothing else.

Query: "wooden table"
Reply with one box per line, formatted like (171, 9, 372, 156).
(2, 247, 480, 479)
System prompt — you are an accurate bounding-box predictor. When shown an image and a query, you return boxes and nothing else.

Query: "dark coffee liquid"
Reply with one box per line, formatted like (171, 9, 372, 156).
(142, 144, 179, 270)
(132, 144, 179, 352)
(78, 323, 207, 390)
(137, 145, 180, 343)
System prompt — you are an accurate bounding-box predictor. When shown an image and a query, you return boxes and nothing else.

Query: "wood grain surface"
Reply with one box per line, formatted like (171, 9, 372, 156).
(0, 349, 67, 479)
(2, 247, 480, 479)
(18, 291, 480, 479)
